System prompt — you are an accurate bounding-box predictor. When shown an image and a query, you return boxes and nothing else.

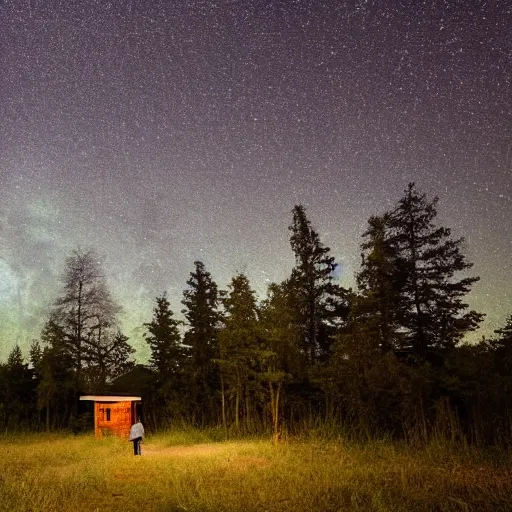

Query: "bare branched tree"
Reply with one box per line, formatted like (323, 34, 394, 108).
(53, 249, 121, 394)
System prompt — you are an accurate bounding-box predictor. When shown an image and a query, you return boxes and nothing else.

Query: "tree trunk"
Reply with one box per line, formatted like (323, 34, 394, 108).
(220, 371, 227, 438)
(407, 212, 425, 356)
(74, 280, 83, 415)
(46, 399, 50, 431)
(235, 368, 240, 430)
(269, 380, 282, 442)
(245, 389, 251, 431)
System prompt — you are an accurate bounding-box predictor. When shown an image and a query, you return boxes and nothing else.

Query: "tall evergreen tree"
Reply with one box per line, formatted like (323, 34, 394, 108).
(260, 281, 302, 376)
(218, 274, 262, 431)
(144, 293, 184, 377)
(289, 204, 349, 366)
(29, 340, 43, 373)
(259, 281, 300, 438)
(181, 261, 221, 424)
(492, 315, 512, 346)
(29, 340, 44, 428)
(107, 331, 136, 380)
(37, 318, 75, 430)
(489, 314, 512, 379)
(144, 293, 187, 424)
(355, 214, 405, 352)
(1, 345, 35, 429)
(387, 183, 483, 359)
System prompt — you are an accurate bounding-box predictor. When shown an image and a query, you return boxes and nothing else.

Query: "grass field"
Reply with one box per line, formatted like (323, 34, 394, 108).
(1, 430, 511, 512)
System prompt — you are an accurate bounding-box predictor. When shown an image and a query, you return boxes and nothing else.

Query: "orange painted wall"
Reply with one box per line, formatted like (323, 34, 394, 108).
(94, 401, 135, 438)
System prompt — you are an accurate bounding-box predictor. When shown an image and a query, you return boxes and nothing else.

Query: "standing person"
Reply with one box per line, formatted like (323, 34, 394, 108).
(129, 418, 144, 456)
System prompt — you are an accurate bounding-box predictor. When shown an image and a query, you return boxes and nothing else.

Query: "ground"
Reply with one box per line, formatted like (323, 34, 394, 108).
(1, 434, 511, 512)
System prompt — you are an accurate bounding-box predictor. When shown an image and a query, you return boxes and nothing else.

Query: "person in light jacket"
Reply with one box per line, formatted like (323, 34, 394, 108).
(129, 418, 144, 455)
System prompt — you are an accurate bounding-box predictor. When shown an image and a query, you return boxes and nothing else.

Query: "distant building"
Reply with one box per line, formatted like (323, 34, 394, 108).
(79, 395, 141, 438)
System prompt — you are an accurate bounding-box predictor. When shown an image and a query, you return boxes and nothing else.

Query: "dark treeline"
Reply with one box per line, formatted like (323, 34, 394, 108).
(1, 183, 511, 446)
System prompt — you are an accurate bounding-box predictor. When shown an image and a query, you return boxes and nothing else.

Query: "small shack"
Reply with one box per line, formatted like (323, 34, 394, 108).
(79, 395, 141, 438)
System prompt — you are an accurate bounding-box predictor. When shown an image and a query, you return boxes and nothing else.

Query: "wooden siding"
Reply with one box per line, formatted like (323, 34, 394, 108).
(94, 400, 136, 438)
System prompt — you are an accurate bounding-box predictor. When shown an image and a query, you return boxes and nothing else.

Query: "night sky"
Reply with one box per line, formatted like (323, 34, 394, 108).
(0, 0, 510, 361)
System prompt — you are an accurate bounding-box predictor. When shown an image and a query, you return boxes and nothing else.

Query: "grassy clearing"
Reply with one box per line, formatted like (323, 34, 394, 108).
(0, 431, 511, 512)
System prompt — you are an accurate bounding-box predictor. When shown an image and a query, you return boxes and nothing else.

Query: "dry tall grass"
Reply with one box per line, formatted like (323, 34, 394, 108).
(1, 431, 511, 511)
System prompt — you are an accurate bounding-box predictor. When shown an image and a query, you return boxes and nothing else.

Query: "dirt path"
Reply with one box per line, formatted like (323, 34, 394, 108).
(134, 443, 272, 473)
(140, 443, 226, 458)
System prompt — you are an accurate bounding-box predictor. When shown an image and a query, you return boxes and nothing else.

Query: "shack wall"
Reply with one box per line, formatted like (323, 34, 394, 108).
(94, 401, 133, 438)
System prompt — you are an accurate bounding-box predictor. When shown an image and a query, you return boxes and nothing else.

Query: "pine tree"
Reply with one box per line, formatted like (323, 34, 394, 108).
(260, 281, 302, 376)
(493, 315, 512, 345)
(37, 318, 75, 429)
(259, 281, 299, 439)
(181, 261, 221, 424)
(29, 340, 43, 371)
(218, 274, 262, 431)
(107, 331, 136, 380)
(144, 293, 184, 377)
(489, 314, 512, 375)
(144, 294, 187, 424)
(7, 344, 24, 368)
(355, 214, 405, 352)
(387, 183, 483, 359)
(29, 340, 44, 428)
(289, 204, 349, 366)
(2, 345, 35, 429)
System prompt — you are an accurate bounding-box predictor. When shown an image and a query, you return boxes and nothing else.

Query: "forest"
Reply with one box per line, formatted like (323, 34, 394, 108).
(1, 183, 511, 446)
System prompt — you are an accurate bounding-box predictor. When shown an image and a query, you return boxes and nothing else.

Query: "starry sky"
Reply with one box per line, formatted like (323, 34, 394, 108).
(0, 0, 510, 361)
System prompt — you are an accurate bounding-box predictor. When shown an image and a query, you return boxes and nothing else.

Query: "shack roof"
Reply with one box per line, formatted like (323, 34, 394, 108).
(79, 395, 142, 402)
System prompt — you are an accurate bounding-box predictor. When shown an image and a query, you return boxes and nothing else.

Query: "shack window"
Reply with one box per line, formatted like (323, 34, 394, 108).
(106, 408, 111, 422)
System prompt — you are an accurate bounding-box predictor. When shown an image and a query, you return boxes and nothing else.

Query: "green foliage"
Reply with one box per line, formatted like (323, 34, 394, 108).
(36, 318, 75, 429)
(387, 183, 483, 359)
(0, 187, 509, 448)
(52, 248, 122, 396)
(84, 330, 136, 392)
(0, 345, 36, 429)
(144, 293, 184, 377)
(107, 331, 136, 379)
(218, 273, 266, 431)
(144, 294, 187, 425)
(437, 316, 512, 446)
(491, 314, 512, 351)
(356, 214, 405, 352)
(181, 261, 222, 424)
(288, 204, 350, 366)
(21, 249, 134, 429)
(316, 184, 485, 441)
(182, 260, 221, 361)
(259, 281, 301, 377)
